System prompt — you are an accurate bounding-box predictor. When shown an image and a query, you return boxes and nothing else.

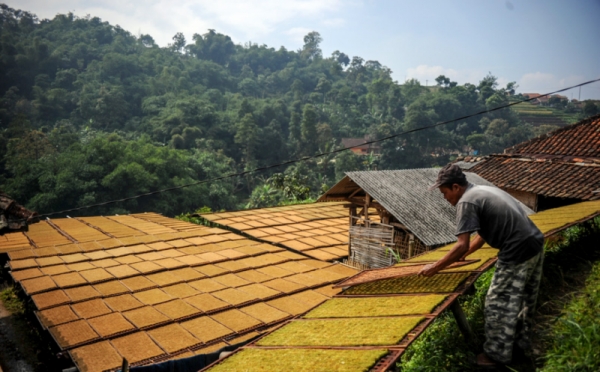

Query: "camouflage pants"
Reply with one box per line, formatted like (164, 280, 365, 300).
(484, 251, 544, 364)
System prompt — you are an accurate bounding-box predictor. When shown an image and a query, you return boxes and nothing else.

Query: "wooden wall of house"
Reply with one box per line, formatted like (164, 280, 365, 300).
(504, 188, 538, 211)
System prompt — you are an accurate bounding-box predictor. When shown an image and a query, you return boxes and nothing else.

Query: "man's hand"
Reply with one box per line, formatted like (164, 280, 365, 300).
(418, 263, 439, 277)
(417, 232, 471, 278)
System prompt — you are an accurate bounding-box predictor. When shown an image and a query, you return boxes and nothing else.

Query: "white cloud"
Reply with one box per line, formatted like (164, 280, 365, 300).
(518, 72, 585, 95)
(322, 18, 345, 27)
(7, 0, 343, 46)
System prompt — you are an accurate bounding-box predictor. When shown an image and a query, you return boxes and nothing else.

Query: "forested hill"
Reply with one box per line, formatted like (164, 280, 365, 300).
(0, 4, 539, 216)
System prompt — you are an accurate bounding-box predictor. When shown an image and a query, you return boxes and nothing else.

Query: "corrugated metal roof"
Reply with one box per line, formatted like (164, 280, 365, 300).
(329, 169, 526, 247)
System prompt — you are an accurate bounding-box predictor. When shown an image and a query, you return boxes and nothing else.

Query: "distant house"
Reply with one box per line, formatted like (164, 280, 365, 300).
(523, 93, 548, 105)
(317, 169, 527, 268)
(468, 114, 600, 211)
(341, 136, 381, 156)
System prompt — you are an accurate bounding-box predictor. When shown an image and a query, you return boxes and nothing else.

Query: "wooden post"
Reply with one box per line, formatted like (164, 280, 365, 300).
(408, 234, 415, 258)
(349, 206, 357, 257)
(364, 193, 371, 223)
(121, 357, 129, 372)
(450, 301, 475, 344)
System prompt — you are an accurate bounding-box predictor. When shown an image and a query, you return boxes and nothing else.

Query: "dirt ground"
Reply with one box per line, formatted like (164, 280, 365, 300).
(0, 283, 37, 372)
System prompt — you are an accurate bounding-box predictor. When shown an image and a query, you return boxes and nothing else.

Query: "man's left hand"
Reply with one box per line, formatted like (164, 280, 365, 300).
(418, 264, 439, 277)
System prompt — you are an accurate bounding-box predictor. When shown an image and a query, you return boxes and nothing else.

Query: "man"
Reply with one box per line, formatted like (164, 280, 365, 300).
(419, 164, 544, 368)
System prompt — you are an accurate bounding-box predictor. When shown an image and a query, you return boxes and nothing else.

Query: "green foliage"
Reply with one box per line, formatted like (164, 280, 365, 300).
(0, 286, 25, 314)
(542, 261, 600, 371)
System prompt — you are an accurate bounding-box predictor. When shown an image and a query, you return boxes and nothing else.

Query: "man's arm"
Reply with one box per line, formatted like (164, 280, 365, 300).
(460, 233, 485, 260)
(419, 232, 471, 277)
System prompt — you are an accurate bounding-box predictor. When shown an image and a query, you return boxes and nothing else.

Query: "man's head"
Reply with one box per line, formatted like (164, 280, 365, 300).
(429, 164, 469, 206)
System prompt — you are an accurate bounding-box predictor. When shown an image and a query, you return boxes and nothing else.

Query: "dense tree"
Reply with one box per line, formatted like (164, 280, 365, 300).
(0, 4, 576, 213)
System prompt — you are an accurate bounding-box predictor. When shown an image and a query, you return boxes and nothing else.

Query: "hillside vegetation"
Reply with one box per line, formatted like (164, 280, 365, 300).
(0, 4, 545, 215)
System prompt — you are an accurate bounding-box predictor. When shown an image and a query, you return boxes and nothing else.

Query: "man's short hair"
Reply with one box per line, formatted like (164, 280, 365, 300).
(428, 164, 468, 190)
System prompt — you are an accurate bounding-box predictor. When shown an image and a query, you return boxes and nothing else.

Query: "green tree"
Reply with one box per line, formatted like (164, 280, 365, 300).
(301, 103, 318, 152)
(234, 113, 258, 166)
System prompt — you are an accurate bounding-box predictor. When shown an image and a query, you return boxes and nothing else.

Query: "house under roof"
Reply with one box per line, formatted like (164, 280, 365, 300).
(318, 169, 521, 249)
(469, 114, 600, 211)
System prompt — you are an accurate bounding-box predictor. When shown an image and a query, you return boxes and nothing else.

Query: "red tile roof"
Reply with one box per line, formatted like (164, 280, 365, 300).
(469, 155, 600, 200)
(505, 114, 600, 158)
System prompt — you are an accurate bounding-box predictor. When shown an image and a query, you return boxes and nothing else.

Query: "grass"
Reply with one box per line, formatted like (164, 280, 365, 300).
(0, 285, 25, 314)
(399, 217, 600, 372)
(540, 252, 600, 371)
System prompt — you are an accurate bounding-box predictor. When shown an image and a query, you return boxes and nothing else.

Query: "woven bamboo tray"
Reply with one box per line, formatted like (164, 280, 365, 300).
(71, 299, 112, 319)
(120, 276, 157, 292)
(188, 278, 228, 293)
(32, 290, 71, 310)
(64, 285, 102, 303)
(211, 288, 258, 306)
(289, 290, 329, 309)
(78, 268, 114, 284)
(343, 272, 471, 295)
(133, 288, 174, 305)
(146, 271, 184, 287)
(194, 264, 229, 277)
(110, 332, 166, 364)
(184, 293, 231, 313)
(130, 261, 164, 274)
(69, 340, 123, 372)
(335, 260, 480, 288)
(211, 309, 262, 333)
(237, 283, 281, 300)
(239, 303, 291, 325)
(267, 296, 314, 316)
(37, 305, 79, 329)
(154, 299, 201, 320)
(122, 306, 170, 329)
(261, 278, 305, 293)
(21, 276, 57, 295)
(87, 312, 135, 337)
(105, 264, 140, 279)
(304, 294, 447, 319)
(181, 316, 234, 343)
(103, 294, 144, 312)
(48, 319, 99, 350)
(161, 283, 200, 299)
(40, 265, 71, 276)
(236, 269, 274, 283)
(147, 323, 202, 354)
(257, 316, 424, 347)
(93, 280, 130, 297)
(10, 268, 43, 282)
(203, 348, 389, 372)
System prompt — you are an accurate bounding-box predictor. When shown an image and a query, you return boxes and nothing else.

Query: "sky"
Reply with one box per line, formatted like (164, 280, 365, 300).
(7, 0, 600, 99)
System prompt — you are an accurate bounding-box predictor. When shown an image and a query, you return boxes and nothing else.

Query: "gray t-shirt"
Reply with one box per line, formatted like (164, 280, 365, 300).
(455, 184, 543, 263)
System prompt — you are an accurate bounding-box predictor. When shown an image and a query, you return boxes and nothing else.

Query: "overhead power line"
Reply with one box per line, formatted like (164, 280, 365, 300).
(33, 78, 600, 219)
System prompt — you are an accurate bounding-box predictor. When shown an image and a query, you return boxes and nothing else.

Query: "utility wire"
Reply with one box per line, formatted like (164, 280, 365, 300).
(33, 78, 600, 219)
